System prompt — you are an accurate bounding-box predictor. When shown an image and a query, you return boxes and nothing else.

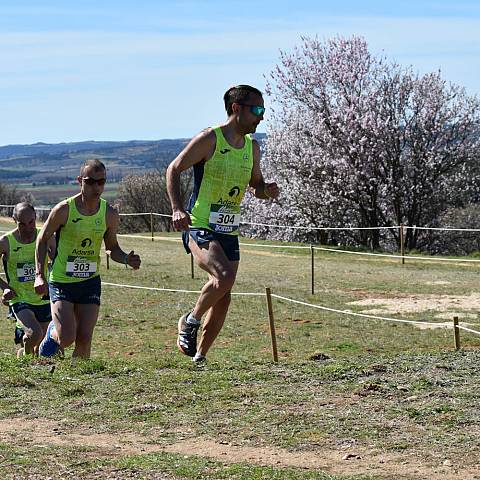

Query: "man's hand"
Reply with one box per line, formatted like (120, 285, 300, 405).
(34, 275, 48, 297)
(126, 250, 141, 270)
(1, 288, 16, 305)
(172, 209, 191, 231)
(264, 182, 280, 200)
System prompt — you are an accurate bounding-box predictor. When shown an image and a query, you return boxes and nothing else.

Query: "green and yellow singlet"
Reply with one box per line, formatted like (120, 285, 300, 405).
(49, 196, 107, 283)
(3, 228, 49, 306)
(188, 126, 253, 235)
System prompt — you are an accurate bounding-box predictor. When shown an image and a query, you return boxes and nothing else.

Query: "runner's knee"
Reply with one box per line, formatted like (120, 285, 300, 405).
(213, 270, 235, 291)
(23, 326, 43, 345)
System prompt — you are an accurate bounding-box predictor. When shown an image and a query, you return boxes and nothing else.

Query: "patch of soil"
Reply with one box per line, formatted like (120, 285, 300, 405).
(1, 417, 479, 479)
(349, 294, 480, 330)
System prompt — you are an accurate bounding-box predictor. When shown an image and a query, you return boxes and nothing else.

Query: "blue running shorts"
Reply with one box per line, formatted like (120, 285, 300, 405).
(49, 275, 101, 305)
(182, 228, 240, 262)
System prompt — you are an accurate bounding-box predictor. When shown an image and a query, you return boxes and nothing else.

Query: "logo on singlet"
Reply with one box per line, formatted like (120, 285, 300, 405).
(72, 218, 82, 223)
(220, 148, 231, 154)
(13, 246, 22, 252)
(228, 186, 240, 197)
(81, 238, 92, 248)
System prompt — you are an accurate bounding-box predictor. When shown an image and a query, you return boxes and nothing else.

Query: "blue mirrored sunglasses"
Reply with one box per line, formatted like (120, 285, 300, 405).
(239, 104, 265, 116)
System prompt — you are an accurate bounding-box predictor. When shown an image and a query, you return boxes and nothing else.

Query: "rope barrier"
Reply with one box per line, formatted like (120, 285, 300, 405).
(243, 221, 401, 231)
(270, 293, 450, 328)
(312, 246, 480, 263)
(406, 226, 480, 232)
(116, 233, 181, 242)
(457, 325, 480, 336)
(101, 281, 264, 296)
(111, 234, 480, 264)
(1, 204, 480, 232)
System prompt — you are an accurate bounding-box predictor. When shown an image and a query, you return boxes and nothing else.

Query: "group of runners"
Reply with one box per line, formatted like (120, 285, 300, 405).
(1, 84, 279, 363)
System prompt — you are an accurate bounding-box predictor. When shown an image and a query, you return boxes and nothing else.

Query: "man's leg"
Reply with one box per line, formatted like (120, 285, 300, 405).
(72, 303, 99, 359)
(187, 237, 239, 356)
(14, 309, 44, 355)
(189, 237, 238, 318)
(196, 290, 232, 357)
(49, 300, 77, 349)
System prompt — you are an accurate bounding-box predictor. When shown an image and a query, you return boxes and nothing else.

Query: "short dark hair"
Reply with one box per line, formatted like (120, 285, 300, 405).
(223, 85, 263, 116)
(80, 158, 106, 177)
(13, 202, 35, 220)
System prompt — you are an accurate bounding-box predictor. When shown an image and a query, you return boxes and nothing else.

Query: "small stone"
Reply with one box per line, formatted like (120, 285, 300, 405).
(405, 395, 418, 401)
(342, 453, 360, 460)
(443, 459, 453, 467)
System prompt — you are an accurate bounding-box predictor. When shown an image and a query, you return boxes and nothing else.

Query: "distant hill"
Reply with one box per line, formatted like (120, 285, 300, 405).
(0, 134, 266, 184)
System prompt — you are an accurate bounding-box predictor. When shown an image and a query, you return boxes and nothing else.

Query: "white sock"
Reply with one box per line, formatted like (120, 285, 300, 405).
(186, 312, 200, 325)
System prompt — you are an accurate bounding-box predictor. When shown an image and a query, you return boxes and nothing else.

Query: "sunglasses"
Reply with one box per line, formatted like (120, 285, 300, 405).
(238, 104, 265, 117)
(82, 177, 106, 186)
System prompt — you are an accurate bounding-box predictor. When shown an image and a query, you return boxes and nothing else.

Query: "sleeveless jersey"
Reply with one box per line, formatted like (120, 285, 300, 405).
(50, 196, 107, 283)
(188, 126, 253, 235)
(3, 228, 49, 306)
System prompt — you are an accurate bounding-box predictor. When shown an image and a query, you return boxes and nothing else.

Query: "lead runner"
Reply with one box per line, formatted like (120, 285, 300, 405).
(166, 84, 279, 363)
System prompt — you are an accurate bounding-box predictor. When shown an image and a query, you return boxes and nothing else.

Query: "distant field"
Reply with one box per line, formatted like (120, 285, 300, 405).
(16, 182, 119, 205)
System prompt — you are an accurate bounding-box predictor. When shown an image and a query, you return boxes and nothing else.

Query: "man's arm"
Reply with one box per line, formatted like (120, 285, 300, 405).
(0, 236, 15, 301)
(34, 203, 68, 295)
(47, 235, 57, 261)
(249, 140, 280, 200)
(104, 206, 141, 269)
(166, 129, 216, 231)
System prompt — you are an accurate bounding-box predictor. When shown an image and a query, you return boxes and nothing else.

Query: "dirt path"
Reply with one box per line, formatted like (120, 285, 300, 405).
(1, 418, 478, 479)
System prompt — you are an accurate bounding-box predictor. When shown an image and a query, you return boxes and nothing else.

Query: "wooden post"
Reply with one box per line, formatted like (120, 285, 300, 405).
(106, 251, 110, 270)
(400, 224, 405, 265)
(190, 253, 195, 279)
(265, 287, 279, 363)
(310, 244, 315, 295)
(150, 212, 154, 242)
(453, 316, 460, 350)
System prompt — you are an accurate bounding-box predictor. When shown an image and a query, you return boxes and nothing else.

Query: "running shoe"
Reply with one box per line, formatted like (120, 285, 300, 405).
(177, 313, 200, 357)
(192, 354, 207, 367)
(39, 321, 59, 357)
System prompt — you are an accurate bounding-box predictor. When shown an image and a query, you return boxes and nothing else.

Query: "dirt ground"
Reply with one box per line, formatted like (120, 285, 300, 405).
(349, 293, 480, 330)
(1, 418, 479, 479)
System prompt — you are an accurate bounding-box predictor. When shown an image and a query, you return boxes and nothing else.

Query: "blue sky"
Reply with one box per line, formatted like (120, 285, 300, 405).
(1, 0, 479, 146)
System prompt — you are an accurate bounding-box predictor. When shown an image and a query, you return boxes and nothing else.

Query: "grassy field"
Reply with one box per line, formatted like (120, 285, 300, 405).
(1, 220, 480, 479)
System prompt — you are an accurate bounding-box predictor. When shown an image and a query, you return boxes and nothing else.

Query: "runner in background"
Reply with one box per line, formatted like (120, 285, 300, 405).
(0, 203, 56, 357)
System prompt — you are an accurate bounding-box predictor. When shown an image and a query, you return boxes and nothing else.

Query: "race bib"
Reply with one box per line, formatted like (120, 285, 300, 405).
(208, 204, 241, 234)
(16, 262, 35, 282)
(66, 256, 97, 278)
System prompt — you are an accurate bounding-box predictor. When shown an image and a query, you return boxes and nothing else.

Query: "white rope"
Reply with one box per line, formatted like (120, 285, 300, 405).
(119, 212, 152, 216)
(0, 204, 51, 212)
(1, 203, 480, 232)
(239, 242, 310, 250)
(119, 212, 171, 218)
(243, 221, 400, 231)
(101, 281, 263, 296)
(116, 234, 181, 242)
(270, 293, 450, 328)
(457, 325, 480, 336)
(406, 226, 480, 232)
(312, 246, 480, 263)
